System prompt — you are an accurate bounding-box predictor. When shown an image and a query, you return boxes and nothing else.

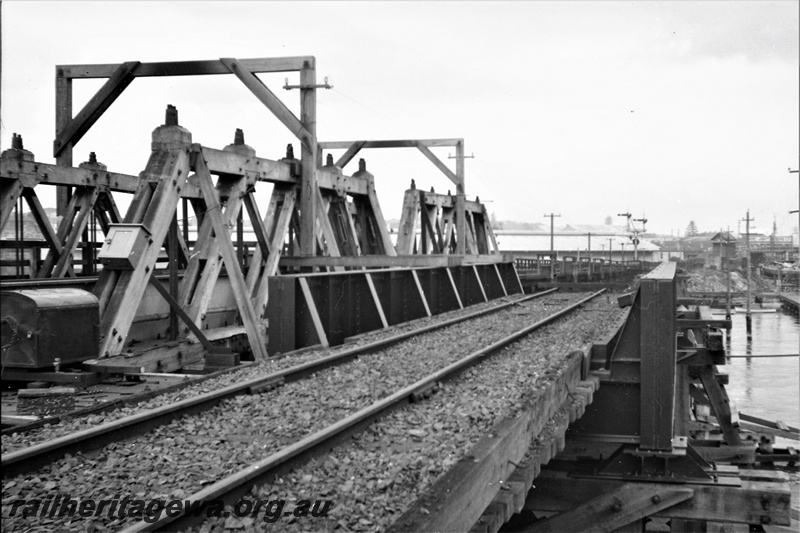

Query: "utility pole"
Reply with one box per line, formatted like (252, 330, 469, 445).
(790, 167, 799, 416)
(608, 238, 613, 263)
(587, 232, 592, 277)
(633, 216, 647, 261)
(544, 213, 561, 279)
(742, 210, 754, 340)
(726, 225, 732, 322)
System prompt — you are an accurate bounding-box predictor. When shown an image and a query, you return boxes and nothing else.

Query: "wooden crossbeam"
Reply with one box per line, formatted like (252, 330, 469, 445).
(1, 152, 372, 197)
(220, 58, 312, 146)
(54, 62, 140, 157)
(59, 57, 314, 79)
(194, 148, 268, 361)
(525, 470, 791, 526)
(525, 484, 695, 533)
(319, 138, 462, 150)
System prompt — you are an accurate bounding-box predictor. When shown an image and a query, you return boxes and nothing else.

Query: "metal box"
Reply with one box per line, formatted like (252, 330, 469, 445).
(0, 289, 99, 368)
(97, 223, 151, 270)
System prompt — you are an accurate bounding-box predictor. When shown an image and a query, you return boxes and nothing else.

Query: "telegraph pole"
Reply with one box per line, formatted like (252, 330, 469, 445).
(633, 216, 647, 261)
(742, 210, 754, 340)
(608, 238, 613, 263)
(790, 167, 799, 422)
(587, 232, 592, 277)
(544, 213, 561, 279)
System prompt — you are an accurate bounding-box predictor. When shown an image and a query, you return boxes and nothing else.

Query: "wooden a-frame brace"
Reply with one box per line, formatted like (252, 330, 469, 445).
(91, 141, 269, 361)
(319, 138, 469, 254)
(395, 186, 500, 256)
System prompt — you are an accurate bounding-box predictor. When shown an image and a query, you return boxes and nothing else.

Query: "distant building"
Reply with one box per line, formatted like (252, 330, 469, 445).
(496, 223, 660, 262)
(737, 233, 795, 261)
(709, 231, 737, 269)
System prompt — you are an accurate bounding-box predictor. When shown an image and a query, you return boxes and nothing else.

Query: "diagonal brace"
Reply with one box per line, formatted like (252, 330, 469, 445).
(220, 58, 312, 147)
(525, 483, 694, 533)
(54, 61, 140, 157)
(414, 141, 460, 186)
(148, 273, 228, 354)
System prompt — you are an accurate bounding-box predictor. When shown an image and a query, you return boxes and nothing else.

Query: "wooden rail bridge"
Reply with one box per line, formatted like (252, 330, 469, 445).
(0, 56, 794, 532)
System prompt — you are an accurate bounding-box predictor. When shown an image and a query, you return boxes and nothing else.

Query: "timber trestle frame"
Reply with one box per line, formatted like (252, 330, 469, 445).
(1, 56, 509, 364)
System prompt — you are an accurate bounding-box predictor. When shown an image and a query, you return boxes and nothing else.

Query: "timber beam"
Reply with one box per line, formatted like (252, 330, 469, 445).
(0, 151, 369, 197)
(280, 254, 511, 269)
(389, 353, 599, 533)
(57, 57, 315, 79)
(524, 469, 791, 526)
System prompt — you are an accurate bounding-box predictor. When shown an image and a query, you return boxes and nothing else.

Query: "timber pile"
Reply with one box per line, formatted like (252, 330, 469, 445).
(2, 293, 594, 532)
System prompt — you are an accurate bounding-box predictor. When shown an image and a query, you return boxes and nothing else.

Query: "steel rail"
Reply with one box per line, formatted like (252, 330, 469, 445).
(121, 289, 605, 532)
(2, 289, 557, 478)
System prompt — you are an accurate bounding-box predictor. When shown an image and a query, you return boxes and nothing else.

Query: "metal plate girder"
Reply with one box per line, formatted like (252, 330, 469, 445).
(569, 381, 642, 439)
(639, 276, 677, 451)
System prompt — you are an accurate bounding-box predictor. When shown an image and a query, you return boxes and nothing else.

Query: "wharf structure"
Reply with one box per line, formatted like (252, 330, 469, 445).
(0, 56, 796, 532)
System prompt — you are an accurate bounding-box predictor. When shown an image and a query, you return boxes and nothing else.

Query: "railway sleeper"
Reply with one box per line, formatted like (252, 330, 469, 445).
(246, 376, 285, 395)
(410, 381, 442, 403)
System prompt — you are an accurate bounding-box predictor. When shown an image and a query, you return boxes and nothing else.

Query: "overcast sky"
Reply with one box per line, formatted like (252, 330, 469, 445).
(2, 1, 798, 236)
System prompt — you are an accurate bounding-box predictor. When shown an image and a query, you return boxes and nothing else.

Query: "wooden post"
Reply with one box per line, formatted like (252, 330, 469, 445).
(55, 70, 72, 216)
(168, 215, 179, 340)
(455, 140, 466, 255)
(299, 59, 317, 257)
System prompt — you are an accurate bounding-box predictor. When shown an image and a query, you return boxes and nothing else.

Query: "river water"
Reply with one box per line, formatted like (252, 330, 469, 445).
(722, 308, 800, 431)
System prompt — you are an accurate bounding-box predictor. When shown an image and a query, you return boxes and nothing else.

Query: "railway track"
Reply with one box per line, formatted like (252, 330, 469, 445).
(1, 290, 544, 454)
(2, 289, 615, 532)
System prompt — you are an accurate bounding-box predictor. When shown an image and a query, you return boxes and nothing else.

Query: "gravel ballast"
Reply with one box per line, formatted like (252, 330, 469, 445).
(1, 292, 597, 533)
(197, 295, 624, 533)
(1, 294, 529, 456)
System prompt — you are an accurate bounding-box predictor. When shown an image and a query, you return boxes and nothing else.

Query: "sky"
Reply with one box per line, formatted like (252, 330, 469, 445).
(1, 0, 798, 237)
